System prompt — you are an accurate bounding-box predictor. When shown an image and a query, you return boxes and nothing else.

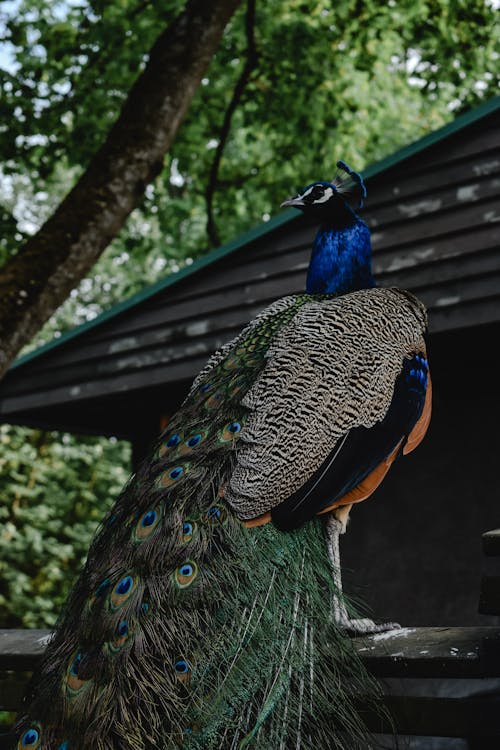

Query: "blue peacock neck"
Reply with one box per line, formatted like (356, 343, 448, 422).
(306, 212, 376, 296)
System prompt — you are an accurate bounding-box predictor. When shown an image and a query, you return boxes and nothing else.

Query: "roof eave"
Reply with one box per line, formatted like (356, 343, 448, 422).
(9, 94, 500, 372)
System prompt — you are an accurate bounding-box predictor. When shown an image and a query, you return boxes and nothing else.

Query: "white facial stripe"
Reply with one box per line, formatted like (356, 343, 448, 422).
(301, 185, 315, 199)
(314, 186, 334, 204)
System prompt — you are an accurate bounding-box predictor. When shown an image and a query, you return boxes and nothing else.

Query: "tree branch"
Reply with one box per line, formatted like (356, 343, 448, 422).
(205, 0, 258, 247)
(0, 0, 242, 381)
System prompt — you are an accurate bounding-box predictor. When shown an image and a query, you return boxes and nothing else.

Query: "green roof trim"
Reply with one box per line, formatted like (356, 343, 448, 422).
(361, 94, 500, 181)
(11, 207, 301, 370)
(11, 94, 500, 371)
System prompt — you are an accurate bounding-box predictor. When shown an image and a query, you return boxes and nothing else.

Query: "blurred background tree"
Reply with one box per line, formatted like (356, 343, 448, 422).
(0, 0, 497, 628)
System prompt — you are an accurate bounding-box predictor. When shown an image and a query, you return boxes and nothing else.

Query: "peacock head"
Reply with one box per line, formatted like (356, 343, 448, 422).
(281, 160, 366, 220)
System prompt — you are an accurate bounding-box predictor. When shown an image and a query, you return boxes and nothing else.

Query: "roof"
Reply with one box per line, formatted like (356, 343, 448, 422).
(12, 94, 500, 371)
(1, 94, 500, 438)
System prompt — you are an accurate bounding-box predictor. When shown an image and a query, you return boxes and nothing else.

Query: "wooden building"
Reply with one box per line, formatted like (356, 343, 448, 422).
(1, 95, 500, 629)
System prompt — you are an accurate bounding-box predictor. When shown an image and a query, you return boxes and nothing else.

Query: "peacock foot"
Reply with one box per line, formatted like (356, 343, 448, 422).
(335, 615, 401, 636)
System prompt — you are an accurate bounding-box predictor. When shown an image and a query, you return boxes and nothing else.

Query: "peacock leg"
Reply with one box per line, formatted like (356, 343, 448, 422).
(324, 513, 400, 635)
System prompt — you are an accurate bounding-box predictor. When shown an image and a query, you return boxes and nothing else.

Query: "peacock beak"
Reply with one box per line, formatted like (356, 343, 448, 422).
(280, 196, 305, 208)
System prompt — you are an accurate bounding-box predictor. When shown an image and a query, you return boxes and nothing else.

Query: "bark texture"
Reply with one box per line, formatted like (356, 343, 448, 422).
(0, 0, 242, 380)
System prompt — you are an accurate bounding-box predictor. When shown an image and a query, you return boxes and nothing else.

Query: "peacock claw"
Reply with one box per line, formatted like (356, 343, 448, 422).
(324, 515, 402, 636)
(336, 617, 401, 636)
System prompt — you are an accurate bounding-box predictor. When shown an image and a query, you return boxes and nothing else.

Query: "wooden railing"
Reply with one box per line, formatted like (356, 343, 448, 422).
(2, 530, 500, 743)
(1, 625, 500, 739)
(359, 625, 500, 742)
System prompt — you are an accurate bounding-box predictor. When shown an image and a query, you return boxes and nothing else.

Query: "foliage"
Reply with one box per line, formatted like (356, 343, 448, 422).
(0, 0, 497, 628)
(0, 425, 129, 627)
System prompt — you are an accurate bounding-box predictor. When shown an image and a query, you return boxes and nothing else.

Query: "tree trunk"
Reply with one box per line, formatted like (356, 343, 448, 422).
(0, 0, 242, 380)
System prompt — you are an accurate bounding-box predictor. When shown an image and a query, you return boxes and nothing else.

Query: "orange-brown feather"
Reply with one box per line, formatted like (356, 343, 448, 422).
(242, 373, 432, 528)
(319, 440, 403, 515)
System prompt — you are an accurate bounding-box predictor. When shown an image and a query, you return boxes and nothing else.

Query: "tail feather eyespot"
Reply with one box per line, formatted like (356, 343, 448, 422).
(223, 355, 240, 370)
(88, 578, 110, 609)
(205, 506, 227, 525)
(158, 432, 182, 458)
(182, 520, 196, 543)
(220, 420, 243, 442)
(108, 618, 133, 652)
(174, 657, 192, 684)
(228, 376, 248, 398)
(179, 430, 208, 455)
(134, 507, 162, 542)
(174, 561, 198, 588)
(110, 574, 138, 609)
(157, 463, 189, 489)
(204, 390, 224, 410)
(65, 651, 90, 694)
(18, 728, 41, 749)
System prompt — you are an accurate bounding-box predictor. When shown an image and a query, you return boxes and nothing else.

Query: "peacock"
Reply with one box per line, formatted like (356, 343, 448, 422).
(10, 161, 431, 750)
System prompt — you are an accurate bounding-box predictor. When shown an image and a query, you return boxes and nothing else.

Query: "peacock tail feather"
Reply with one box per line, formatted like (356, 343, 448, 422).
(13, 292, 398, 750)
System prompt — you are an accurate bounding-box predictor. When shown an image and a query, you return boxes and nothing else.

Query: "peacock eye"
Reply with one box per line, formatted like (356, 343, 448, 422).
(166, 434, 180, 448)
(69, 652, 82, 677)
(19, 729, 40, 747)
(65, 650, 90, 693)
(187, 433, 202, 448)
(174, 658, 190, 674)
(108, 618, 132, 652)
(110, 574, 138, 609)
(134, 507, 161, 543)
(220, 420, 243, 442)
(116, 576, 133, 595)
(157, 461, 191, 489)
(175, 561, 198, 588)
(141, 509, 157, 527)
(174, 657, 192, 683)
(116, 620, 128, 637)
(181, 520, 197, 543)
(205, 505, 227, 525)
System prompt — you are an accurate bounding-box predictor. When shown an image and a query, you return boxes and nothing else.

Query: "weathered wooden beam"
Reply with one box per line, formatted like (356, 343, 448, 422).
(2, 627, 500, 677)
(355, 626, 500, 678)
(2, 626, 500, 740)
(0, 629, 51, 671)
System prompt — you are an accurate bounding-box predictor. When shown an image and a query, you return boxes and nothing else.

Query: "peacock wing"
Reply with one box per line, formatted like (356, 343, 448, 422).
(225, 287, 429, 526)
